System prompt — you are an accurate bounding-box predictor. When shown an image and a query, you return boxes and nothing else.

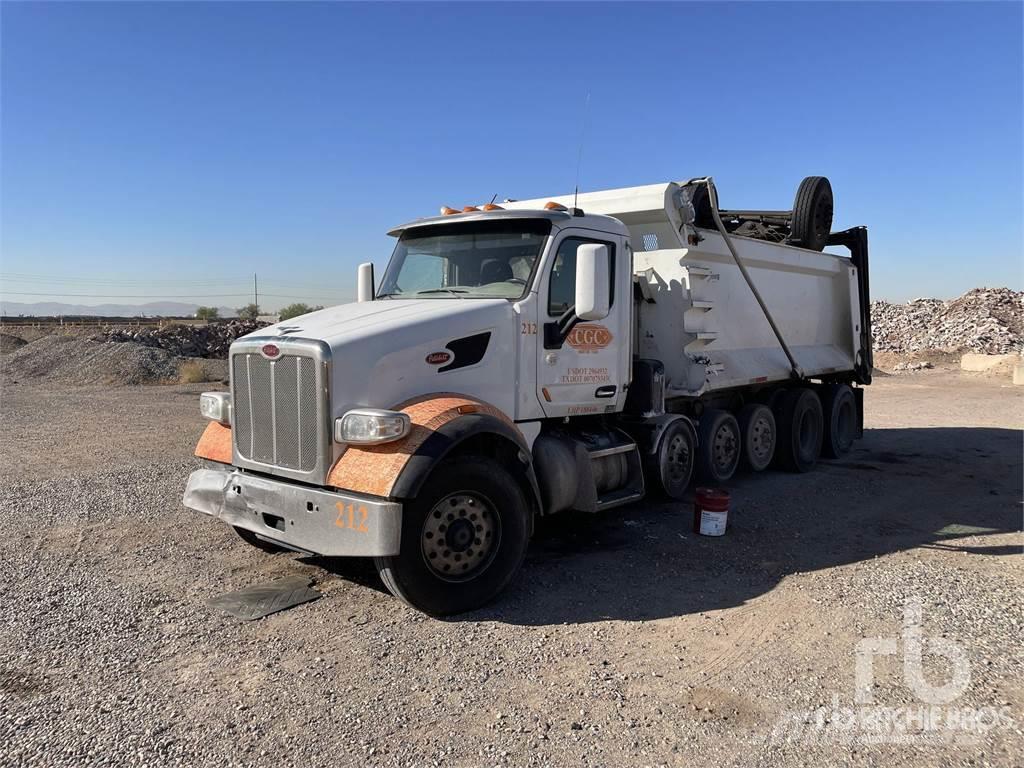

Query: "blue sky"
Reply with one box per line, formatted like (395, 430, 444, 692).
(1, 1, 1021, 310)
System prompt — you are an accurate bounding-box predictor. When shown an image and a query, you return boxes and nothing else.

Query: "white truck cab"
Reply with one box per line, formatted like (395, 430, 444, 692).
(184, 176, 872, 615)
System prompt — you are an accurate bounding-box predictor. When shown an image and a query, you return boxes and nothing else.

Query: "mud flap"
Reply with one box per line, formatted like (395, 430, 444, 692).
(207, 576, 321, 620)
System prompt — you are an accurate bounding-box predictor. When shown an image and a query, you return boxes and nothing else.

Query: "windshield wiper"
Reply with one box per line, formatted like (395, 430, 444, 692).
(416, 288, 468, 297)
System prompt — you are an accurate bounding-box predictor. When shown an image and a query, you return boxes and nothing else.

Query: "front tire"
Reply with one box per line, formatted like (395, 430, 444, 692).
(374, 456, 530, 616)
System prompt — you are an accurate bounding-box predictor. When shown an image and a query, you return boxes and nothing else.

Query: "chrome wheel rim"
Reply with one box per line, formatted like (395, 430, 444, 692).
(749, 414, 774, 463)
(421, 492, 499, 581)
(665, 433, 691, 485)
(713, 423, 738, 471)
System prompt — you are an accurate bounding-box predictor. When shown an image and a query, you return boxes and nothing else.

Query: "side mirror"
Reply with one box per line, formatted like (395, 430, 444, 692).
(574, 244, 610, 321)
(357, 262, 375, 303)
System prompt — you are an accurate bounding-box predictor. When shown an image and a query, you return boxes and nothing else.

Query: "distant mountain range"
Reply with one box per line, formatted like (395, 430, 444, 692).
(0, 301, 238, 318)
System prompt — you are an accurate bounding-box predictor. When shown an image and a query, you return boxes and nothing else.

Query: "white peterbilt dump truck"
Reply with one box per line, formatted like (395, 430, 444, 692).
(184, 176, 873, 615)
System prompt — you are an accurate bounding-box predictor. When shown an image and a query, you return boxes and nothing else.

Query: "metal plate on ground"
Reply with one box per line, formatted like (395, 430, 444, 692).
(208, 575, 321, 620)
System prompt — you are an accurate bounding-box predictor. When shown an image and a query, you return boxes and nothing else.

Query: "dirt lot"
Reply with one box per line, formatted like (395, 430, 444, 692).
(1, 371, 1021, 767)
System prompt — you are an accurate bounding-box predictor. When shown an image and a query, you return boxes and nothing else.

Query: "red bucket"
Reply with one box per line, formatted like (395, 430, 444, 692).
(693, 487, 730, 536)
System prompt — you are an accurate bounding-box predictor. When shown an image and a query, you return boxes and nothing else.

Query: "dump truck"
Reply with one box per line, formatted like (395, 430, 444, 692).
(183, 176, 872, 615)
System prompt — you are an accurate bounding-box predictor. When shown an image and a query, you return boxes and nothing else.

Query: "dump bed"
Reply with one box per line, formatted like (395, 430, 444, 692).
(510, 182, 869, 396)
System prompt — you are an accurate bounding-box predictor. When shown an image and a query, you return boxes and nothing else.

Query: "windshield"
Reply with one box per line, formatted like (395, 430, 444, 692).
(378, 219, 551, 300)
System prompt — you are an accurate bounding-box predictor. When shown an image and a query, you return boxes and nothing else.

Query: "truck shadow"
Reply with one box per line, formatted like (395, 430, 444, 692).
(475, 426, 1022, 625)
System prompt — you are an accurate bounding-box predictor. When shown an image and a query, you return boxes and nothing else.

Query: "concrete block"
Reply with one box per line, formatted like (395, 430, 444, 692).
(960, 353, 1018, 372)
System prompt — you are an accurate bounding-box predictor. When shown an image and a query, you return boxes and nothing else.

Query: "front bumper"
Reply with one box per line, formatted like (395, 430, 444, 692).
(183, 467, 402, 557)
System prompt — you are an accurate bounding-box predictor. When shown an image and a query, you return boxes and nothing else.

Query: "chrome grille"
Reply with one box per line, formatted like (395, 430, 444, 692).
(232, 349, 323, 474)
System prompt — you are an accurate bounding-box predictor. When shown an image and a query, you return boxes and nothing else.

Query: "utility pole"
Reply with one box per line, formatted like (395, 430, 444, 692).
(253, 273, 259, 312)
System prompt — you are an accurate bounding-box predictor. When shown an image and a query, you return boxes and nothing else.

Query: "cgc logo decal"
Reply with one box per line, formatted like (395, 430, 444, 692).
(425, 351, 452, 366)
(566, 324, 613, 354)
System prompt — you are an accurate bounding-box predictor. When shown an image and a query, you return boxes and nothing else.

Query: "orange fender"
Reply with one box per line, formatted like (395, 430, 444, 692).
(326, 394, 517, 498)
(195, 422, 232, 464)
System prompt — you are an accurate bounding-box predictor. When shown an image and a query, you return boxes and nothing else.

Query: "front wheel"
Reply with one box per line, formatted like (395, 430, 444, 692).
(374, 456, 530, 616)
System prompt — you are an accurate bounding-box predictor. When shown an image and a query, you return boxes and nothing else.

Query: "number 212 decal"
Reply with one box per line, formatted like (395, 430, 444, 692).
(335, 502, 369, 533)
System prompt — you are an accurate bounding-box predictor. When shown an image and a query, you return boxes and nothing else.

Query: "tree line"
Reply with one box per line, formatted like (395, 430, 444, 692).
(194, 303, 324, 322)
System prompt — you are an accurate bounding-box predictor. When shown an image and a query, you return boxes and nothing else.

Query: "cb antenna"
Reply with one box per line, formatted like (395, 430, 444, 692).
(573, 91, 591, 211)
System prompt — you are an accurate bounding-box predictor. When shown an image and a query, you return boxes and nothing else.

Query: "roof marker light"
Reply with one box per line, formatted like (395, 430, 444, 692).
(544, 201, 568, 211)
(462, 205, 480, 212)
(440, 206, 460, 215)
(482, 203, 504, 211)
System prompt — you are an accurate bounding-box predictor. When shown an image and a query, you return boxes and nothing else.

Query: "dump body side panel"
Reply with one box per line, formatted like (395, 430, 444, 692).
(633, 233, 863, 395)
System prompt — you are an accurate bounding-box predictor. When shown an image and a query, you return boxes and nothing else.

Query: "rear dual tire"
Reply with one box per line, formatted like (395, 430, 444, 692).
(773, 388, 824, 472)
(697, 409, 741, 484)
(822, 384, 857, 459)
(695, 404, 778, 484)
(738, 403, 776, 472)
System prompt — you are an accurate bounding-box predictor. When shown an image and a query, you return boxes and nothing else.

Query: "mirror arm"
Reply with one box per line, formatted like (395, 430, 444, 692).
(543, 306, 579, 350)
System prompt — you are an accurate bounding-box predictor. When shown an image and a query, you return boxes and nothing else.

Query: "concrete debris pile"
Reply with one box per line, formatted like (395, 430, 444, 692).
(891, 360, 934, 373)
(98, 320, 268, 359)
(871, 288, 1024, 354)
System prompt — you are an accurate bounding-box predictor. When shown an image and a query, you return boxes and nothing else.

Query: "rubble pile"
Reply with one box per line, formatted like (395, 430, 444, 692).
(871, 288, 1023, 354)
(98, 320, 269, 359)
(891, 360, 934, 373)
(2, 335, 183, 385)
(0, 333, 27, 354)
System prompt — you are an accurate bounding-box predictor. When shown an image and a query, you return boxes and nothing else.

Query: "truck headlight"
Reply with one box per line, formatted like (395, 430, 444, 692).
(199, 392, 231, 425)
(335, 409, 411, 444)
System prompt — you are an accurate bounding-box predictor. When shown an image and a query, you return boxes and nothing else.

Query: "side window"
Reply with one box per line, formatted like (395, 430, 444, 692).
(547, 237, 615, 316)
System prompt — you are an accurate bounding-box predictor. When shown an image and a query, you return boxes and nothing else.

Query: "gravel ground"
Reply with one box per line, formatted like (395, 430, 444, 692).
(0, 372, 1021, 767)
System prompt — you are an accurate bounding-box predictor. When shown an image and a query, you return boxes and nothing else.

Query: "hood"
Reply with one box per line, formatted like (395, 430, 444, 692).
(249, 298, 511, 354)
(240, 298, 518, 417)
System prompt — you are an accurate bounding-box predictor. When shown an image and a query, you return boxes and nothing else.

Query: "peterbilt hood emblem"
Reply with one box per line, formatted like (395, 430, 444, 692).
(425, 351, 452, 365)
(261, 343, 281, 359)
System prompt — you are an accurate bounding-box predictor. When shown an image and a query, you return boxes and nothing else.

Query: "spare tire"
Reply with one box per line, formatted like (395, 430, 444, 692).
(789, 176, 833, 252)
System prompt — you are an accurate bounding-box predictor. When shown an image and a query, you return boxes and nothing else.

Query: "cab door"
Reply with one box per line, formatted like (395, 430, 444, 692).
(535, 231, 630, 418)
